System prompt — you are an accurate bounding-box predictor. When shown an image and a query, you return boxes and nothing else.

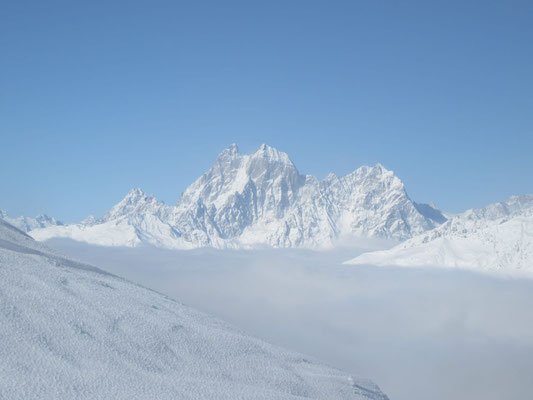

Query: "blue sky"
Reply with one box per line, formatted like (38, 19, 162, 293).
(1, 0, 532, 222)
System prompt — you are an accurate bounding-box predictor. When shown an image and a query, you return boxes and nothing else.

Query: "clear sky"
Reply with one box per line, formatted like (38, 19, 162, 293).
(1, 0, 532, 222)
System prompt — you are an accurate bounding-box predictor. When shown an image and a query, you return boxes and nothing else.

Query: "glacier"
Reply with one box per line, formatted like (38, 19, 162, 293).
(28, 144, 445, 249)
(0, 218, 389, 399)
(345, 195, 533, 276)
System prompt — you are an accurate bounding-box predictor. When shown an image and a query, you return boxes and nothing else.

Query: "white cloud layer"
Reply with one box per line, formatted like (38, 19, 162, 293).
(49, 239, 533, 400)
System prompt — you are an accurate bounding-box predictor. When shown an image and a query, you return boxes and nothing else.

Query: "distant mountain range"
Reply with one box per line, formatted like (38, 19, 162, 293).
(4, 144, 531, 276)
(345, 195, 533, 276)
(0, 210, 63, 232)
(23, 144, 446, 249)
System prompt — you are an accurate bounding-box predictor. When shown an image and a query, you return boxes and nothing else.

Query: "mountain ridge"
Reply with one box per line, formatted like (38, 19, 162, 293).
(20, 144, 445, 249)
(345, 194, 533, 276)
(0, 209, 63, 232)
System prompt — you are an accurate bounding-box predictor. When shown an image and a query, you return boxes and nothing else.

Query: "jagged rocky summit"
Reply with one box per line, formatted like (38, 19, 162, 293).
(28, 144, 446, 249)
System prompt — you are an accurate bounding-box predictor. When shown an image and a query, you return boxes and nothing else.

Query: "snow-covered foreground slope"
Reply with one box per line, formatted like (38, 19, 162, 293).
(0, 220, 388, 400)
(345, 195, 533, 277)
(31, 144, 444, 249)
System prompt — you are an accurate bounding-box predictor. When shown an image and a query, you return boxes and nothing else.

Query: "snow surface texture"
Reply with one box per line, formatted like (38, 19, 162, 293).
(345, 195, 533, 277)
(0, 209, 62, 232)
(0, 219, 388, 400)
(29, 144, 445, 249)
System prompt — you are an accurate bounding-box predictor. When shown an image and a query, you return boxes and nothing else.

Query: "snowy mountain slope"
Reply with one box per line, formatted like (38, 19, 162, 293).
(31, 144, 445, 249)
(31, 189, 192, 248)
(0, 219, 389, 400)
(345, 195, 533, 276)
(0, 209, 63, 232)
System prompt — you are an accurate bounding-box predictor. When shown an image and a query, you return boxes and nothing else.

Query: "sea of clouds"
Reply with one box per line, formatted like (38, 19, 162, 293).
(48, 239, 533, 400)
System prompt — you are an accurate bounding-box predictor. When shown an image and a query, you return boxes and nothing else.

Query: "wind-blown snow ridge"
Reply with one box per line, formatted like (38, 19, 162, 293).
(345, 195, 533, 277)
(0, 219, 389, 399)
(30, 144, 445, 249)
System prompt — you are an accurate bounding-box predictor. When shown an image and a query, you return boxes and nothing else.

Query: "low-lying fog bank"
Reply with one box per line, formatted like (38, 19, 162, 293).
(48, 239, 533, 400)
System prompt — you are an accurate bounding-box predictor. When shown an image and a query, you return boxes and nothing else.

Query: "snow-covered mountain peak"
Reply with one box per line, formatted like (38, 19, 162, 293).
(346, 194, 533, 276)
(226, 142, 240, 154)
(410, 195, 533, 244)
(249, 143, 297, 171)
(246, 144, 301, 193)
(178, 144, 301, 210)
(215, 143, 242, 163)
(100, 188, 163, 222)
(30, 144, 447, 249)
(467, 194, 533, 221)
(333, 164, 408, 207)
(81, 215, 97, 226)
(370, 162, 387, 174)
(324, 172, 338, 181)
(212, 143, 298, 177)
(0, 209, 63, 233)
(252, 143, 295, 165)
(349, 164, 389, 185)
